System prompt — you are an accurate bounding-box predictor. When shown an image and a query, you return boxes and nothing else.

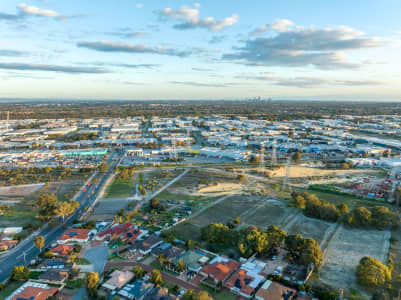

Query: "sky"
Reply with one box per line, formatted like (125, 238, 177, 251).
(0, 0, 401, 101)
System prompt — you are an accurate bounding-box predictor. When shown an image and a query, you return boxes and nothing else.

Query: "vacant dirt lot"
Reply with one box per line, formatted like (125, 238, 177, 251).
(285, 214, 334, 245)
(319, 226, 391, 293)
(0, 183, 44, 196)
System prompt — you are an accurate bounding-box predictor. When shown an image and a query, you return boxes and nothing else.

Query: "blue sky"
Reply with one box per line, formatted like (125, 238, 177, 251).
(0, 0, 400, 100)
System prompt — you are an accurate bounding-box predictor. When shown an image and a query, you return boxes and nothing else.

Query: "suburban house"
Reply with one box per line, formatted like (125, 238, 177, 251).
(38, 270, 69, 285)
(225, 269, 265, 298)
(122, 227, 148, 244)
(225, 258, 266, 298)
(132, 235, 163, 255)
(96, 222, 133, 241)
(37, 257, 73, 271)
(50, 244, 75, 256)
(255, 280, 297, 300)
(117, 279, 154, 299)
(152, 243, 185, 261)
(102, 270, 134, 292)
(57, 228, 91, 244)
(199, 256, 240, 288)
(172, 250, 209, 273)
(6, 282, 58, 300)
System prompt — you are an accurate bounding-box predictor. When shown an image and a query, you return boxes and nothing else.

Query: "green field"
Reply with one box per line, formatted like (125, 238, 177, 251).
(105, 178, 133, 198)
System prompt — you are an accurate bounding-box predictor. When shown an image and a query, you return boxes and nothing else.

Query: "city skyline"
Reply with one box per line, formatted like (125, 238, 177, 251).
(1, 0, 401, 100)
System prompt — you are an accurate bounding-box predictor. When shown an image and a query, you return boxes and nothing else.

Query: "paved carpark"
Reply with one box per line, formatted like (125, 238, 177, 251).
(263, 249, 289, 276)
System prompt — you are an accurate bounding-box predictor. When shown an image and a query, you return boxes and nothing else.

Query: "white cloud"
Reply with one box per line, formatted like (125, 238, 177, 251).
(225, 20, 387, 69)
(77, 40, 192, 57)
(194, 3, 201, 8)
(17, 3, 58, 18)
(250, 19, 294, 36)
(159, 6, 238, 31)
(136, 3, 144, 9)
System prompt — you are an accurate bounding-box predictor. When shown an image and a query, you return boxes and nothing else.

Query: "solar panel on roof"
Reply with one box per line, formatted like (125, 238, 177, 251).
(234, 279, 242, 289)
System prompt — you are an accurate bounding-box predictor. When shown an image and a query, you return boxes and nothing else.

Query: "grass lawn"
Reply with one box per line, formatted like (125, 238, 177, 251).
(29, 271, 43, 280)
(199, 284, 236, 300)
(75, 257, 91, 265)
(0, 281, 24, 298)
(105, 178, 133, 198)
(0, 208, 40, 228)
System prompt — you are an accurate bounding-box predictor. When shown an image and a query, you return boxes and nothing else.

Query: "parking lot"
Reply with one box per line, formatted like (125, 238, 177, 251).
(263, 249, 289, 276)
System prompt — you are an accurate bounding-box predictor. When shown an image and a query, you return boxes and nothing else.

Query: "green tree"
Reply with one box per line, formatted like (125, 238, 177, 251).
(351, 206, 372, 227)
(34, 235, 45, 252)
(181, 290, 195, 300)
(357, 256, 391, 287)
(294, 195, 306, 209)
(186, 239, 193, 249)
(38, 193, 58, 220)
(150, 269, 163, 287)
(85, 271, 100, 294)
(194, 291, 213, 300)
(266, 225, 287, 250)
(11, 266, 30, 281)
(177, 260, 186, 272)
(56, 201, 79, 222)
(299, 238, 322, 267)
(337, 203, 349, 215)
(132, 266, 146, 279)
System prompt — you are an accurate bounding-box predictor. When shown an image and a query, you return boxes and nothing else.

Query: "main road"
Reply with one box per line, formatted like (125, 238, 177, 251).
(0, 150, 122, 283)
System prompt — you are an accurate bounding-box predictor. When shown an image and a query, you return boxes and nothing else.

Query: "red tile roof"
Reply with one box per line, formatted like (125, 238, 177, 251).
(225, 269, 256, 296)
(97, 222, 133, 239)
(201, 259, 240, 282)
(58, 229, 91, 242)
(50, 244, 75, 256)
(10, 286, 58, 300)
(123, 227, 143, 243)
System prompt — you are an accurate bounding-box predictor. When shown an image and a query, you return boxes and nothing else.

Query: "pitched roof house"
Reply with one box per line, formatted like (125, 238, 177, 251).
(57, 229, 91, 244)
(118, 279, 154, 299)
(96, 222, 133, 241)
(199, 257, 240, 286)
(102, 270, 134, 291)
(50, 244, 75, 256)
(6, 282, 58, 300)
(255, 280, 297, 300)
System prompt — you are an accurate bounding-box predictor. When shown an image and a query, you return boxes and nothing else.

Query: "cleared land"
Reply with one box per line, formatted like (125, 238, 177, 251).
(0, 180, 83, 228)
(0, 183, 44, 196)
(105, 178, 134, 198)
(285, 214, 334, 245)
(319, 226, 391, 293)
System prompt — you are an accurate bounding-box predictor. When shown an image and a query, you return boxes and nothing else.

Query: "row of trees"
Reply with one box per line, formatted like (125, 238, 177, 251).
(201, 223, 322, 267)
(291, 192, 399, 229)
(291, 192, 348, 222)
(0, 166, 79, 186)
(346, 205, 399, 229)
